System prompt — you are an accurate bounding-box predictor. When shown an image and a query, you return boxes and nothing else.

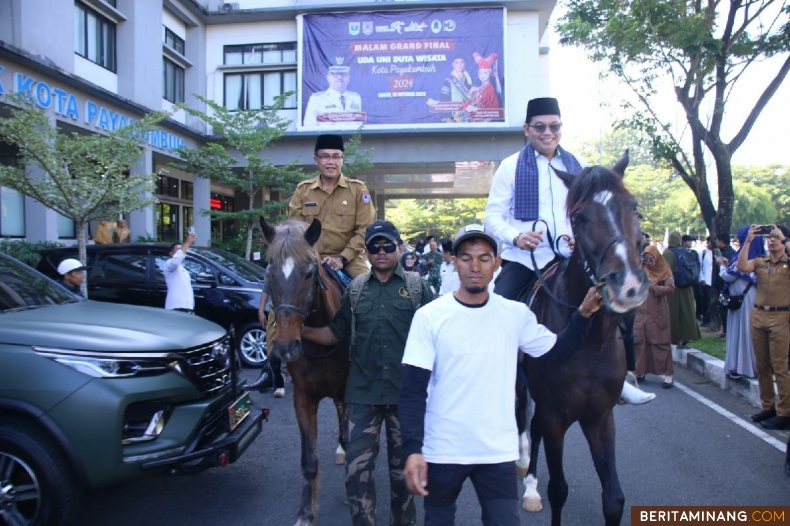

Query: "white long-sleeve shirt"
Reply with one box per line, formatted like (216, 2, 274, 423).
(484, 149, 586, 271)
(699, 248, 714, 286)
(164, 249, 194, 310)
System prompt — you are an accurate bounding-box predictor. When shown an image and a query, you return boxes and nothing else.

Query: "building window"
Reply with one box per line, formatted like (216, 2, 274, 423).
(222, 42, 297, 111)
(164, 27, 185, 55)
(57, 213, 76, 239)
(0, 187, 25, 237)
(224, 43, 296, 66)
(157, 175, 181, 198)
(224, 71, 296, 111)
(74, 2, 117, 72)
(163, 58, 185, 103)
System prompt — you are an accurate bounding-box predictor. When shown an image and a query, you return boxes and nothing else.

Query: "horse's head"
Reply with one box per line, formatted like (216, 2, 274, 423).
(554, 151, 649, 313)
(260, 217, 324, 362)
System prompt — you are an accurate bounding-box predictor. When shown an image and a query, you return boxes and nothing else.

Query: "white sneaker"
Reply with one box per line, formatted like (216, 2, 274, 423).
(274, 387, 285, 398)
(620, 380, 656, 405)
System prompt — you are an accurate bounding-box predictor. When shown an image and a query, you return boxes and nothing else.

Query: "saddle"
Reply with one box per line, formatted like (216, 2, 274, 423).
(515, 258, 565, 309)
(321, 262, 353, 291)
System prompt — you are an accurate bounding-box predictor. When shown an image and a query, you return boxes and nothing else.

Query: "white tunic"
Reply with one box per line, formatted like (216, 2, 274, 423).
(303, 88, 362, 126)
(484, 150, 586, 271)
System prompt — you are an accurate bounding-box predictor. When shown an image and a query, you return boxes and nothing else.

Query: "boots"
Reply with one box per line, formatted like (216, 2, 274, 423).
(244, 367, 274, 392)
(620, 380, 656, 405)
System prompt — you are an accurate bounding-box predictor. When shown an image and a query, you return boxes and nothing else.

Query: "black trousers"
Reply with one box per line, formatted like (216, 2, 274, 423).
(493, 260, 537, 301)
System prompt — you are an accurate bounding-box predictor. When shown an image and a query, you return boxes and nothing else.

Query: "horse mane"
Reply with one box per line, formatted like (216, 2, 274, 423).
(266, 219, 318, 267)
(565, 165, 629, 217)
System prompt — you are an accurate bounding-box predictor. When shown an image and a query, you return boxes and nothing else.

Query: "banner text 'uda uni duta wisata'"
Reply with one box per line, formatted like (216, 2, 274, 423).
(299, 8, 505, 129)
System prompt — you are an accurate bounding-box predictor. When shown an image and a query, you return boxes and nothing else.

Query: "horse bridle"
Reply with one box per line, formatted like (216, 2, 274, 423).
(529, 219, 629, 310)
(269, 261, 341, 359)
(270, 261, 326, 320)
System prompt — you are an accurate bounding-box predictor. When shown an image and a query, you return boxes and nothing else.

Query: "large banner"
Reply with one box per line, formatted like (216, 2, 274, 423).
(299, 8, 506, 130)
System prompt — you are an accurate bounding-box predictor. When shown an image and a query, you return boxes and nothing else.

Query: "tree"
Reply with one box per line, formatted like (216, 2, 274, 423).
(558, 0, 790, 240)
(175, 95, 373, 260)
(734, 164, 790, 225)
(578, 127, 664, 168)
(0, 93, 168, 297)
(387, 198, 487, 242)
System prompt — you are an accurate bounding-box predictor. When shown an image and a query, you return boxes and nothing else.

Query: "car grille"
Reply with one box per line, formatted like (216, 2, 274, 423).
(179, 336, 233, 395)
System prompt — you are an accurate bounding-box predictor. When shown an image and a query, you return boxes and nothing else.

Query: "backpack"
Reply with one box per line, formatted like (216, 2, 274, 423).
(348, 271, 424, 348)
(668, 247, 700, 288)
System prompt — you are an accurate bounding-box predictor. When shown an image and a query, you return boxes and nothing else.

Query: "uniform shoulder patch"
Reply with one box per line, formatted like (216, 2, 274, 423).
(361, 191, 371, 204)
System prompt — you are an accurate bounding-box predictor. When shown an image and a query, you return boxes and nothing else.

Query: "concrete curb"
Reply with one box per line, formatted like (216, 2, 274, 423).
(672, 345, 761, 408)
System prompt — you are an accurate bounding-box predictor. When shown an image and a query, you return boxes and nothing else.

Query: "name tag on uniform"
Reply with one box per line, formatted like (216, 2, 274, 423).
(305, 202, 318, 207)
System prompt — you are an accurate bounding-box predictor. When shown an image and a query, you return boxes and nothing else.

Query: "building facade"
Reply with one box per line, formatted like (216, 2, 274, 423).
(0, 0, 556, 245)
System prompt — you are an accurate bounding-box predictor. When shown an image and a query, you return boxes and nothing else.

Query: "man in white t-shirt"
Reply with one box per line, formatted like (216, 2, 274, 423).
(398, 224, 602, 525)
(164, 233, 196, 312)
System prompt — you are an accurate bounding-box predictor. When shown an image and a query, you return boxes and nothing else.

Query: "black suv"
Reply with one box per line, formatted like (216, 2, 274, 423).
(37, 244, 268, 368)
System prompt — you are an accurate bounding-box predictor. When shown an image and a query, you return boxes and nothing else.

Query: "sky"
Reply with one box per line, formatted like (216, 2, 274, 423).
(546, 22, 790, 167)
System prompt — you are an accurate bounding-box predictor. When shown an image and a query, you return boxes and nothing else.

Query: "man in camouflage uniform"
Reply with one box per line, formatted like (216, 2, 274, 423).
(302, 220, 434, 526)
(421, 236, 443, 294)
(247, 134, 376, 393)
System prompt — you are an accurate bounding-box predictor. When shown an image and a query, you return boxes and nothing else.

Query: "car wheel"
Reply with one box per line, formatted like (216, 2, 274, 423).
(236, 322, 268, 368)
(0, 418, 82, 526)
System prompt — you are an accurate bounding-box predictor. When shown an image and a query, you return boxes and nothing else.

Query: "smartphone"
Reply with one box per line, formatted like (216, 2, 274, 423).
(756, 225, 774, 235)
(188, 226, 196, 235)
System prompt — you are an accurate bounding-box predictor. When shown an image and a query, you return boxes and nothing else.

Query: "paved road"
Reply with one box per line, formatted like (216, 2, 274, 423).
(82, 367, 789, 526)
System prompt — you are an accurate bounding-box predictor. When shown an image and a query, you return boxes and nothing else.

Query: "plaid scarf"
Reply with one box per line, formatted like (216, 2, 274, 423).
(514, 144, 583, 221)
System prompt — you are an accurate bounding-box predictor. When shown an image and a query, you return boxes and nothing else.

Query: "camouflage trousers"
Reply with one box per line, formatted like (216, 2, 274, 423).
(345, 403, 416, 526)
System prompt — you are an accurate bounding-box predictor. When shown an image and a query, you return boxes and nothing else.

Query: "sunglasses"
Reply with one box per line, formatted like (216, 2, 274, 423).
(366, 242, 397, 254)
(529, 123, 562, 134)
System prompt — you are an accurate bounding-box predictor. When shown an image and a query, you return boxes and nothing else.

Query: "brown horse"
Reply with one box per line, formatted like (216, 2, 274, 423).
(260, 217, 350, 526)
(518, 153, 649, 525)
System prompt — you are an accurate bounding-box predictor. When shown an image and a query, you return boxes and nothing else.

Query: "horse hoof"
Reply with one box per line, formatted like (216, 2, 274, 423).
(522, 496, 543, 513)
(515, 465, 528, 478)
(335, 451, 346, 465)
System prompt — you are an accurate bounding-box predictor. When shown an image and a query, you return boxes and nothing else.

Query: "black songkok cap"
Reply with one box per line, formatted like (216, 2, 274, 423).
(525, 97, 561, 123)
(681, 235, 697, 243)
(314, 134, 344, 152)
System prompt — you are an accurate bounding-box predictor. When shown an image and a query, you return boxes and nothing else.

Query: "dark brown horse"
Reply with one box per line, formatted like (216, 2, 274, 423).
(518, 153, 649, 525)
(260, 217, 350, 526)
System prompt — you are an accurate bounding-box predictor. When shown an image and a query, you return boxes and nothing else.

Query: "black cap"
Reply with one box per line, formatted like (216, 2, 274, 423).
(452, 224, 498, 255)
(525, 97, 561, 123)
(315, 134, 344, 152)
(365, 220, 400, 244)
(681, 235, 697, 243)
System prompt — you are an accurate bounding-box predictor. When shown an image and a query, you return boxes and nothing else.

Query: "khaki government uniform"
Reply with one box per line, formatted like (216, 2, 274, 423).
(750, 254, 790, 417)
(289, 174, 376, 278)
(265, 174, 376, 355)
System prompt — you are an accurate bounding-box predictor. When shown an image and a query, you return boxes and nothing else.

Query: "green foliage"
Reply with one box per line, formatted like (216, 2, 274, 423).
(734, 165, 790, 226)
(578, 127, 666, 168)
(558, 0, 790, 238)
(387, 198, 486, 242)
(0, 239, 65, 268)
(0, 92, 169, 295)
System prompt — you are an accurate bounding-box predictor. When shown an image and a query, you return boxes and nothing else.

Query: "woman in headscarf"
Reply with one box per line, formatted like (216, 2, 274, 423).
(400, 251, 418, 272)
(93, 220, 113, 244)
(635, 246, 677, 388)
(721, 225, 765, 379)
(663, 231, 701, 347)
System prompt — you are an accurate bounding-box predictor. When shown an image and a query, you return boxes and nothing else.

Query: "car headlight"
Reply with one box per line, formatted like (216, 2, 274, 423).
(33, 347, 179, 379)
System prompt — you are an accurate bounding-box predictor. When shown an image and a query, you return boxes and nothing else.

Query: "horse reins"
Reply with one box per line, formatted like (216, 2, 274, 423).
(529, 219, 628, 310)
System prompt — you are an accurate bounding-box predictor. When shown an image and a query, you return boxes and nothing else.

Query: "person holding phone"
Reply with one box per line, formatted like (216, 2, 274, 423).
(164, 232, 197, 313)
(737, 224, 790, 430)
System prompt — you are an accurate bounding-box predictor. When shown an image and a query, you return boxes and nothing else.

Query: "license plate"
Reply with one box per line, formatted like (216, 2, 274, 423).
(228, 392, 252, 431)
